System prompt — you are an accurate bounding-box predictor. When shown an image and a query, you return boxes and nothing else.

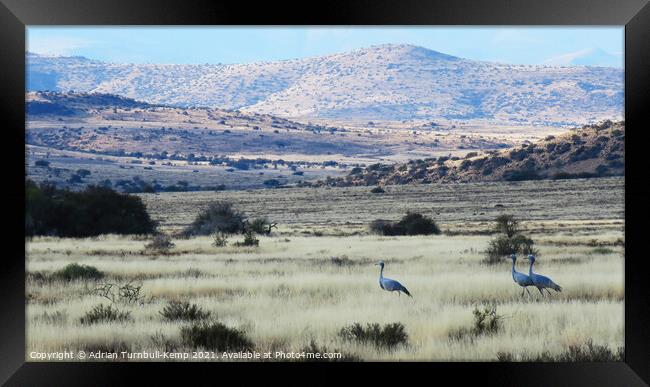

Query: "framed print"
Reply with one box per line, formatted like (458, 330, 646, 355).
(1, 0, 649, 385)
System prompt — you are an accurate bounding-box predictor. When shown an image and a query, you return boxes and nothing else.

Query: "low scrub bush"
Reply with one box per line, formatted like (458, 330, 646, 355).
(449, 305, 502, 341)
(370, 186, 385, 194)
(497, 340, 623, 362)
(180, 322, 253, 351)
(52, 263, 104, 281)
(144, 233, 175, 253)
(182, 201, 245, 237)
(370, 212, 441, 236)
(212, 232, 228, 247)
(339, 322, 408, 350)
(80, 304, 133, 325)
(159, 301, 211, 321)
(233, 230, 259, 247)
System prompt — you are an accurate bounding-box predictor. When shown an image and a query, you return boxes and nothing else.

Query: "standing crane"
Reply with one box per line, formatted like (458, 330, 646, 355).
(526, 254, 562, 296)
(509, 254, 533, 298)
(375, 261, 412, 297)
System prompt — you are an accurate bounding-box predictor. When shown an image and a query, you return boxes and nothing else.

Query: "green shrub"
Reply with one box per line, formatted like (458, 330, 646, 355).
(248, 217, 276, 235)
(180, 322, 253, 351)
(80, 304, 133, 325)
(339, 322, 408, 350)
(212, 232, 228, 247)
(53, 263, 104, 281)
(449, 305, 502, 341)
(26, 180, 156, 237)
(182, 201, 245, 237)
(159, 301, 211, 321)
(484, 214, 537, 264)
(370, 212, 441, 236)
(233, 230, 259, 247)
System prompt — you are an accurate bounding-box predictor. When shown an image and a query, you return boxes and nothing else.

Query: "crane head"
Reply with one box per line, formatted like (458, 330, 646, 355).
(375, 260, 385, 267)
(509, 253, 517, 260)
(526, 254, 536, 262)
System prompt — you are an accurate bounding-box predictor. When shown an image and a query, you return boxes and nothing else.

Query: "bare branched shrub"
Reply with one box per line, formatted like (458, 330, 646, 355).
(92, 281, 146, 305)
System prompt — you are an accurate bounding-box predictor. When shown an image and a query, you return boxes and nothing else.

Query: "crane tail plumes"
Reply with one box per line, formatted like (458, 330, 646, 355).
(552, 283, 562, 292)
(402, 286, 412, 298)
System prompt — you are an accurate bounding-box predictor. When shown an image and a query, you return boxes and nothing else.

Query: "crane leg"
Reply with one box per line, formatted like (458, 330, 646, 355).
(537, 287, 545, 298)
(525, 288, 532, 298)
(520, 288, 525, 298)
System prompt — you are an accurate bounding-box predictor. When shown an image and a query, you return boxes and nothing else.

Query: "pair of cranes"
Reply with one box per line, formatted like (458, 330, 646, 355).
(375, 254, 562, 299)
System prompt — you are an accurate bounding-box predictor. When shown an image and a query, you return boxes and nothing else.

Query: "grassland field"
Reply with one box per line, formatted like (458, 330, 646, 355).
(26, 176, 624, 361)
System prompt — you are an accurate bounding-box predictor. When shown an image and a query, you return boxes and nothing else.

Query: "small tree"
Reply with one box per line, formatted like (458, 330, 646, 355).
(495, 214, 519, 238)
(484, 214, 538, 264)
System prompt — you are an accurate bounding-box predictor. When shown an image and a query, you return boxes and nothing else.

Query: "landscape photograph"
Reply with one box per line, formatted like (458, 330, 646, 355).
(25, 26, 624, 361)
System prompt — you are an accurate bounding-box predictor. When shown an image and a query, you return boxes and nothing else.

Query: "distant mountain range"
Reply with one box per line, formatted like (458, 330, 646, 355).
(27, 44, 623, 126)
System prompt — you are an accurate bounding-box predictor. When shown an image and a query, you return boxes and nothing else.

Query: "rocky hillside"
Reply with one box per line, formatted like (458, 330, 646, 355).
(28, 44, 623, 126)
(312, 121, 624, 187)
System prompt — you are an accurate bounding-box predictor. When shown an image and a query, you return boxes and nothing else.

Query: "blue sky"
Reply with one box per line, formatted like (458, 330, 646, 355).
(27, 26, 624, 67)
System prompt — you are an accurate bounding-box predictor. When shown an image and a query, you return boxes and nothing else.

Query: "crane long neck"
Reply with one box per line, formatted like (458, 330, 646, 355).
(528, 260, 534, 276)
(511, 259, 516, 274)
(379, 265, 384, 279)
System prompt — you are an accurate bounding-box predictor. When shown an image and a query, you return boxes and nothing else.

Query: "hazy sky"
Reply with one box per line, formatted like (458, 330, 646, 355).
(27, 26, 624, 67)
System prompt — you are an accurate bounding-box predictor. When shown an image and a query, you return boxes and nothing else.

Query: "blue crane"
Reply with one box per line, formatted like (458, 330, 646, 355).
(375, 261, 412, 297)
(509, 254, 533, 298)
(525, 254, 562, 296)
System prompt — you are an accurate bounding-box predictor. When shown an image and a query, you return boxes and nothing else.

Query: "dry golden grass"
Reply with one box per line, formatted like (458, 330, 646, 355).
(25, 178, 624, 361)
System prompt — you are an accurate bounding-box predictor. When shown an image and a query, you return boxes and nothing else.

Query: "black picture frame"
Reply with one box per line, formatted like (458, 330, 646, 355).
(1, 0, 649, 385)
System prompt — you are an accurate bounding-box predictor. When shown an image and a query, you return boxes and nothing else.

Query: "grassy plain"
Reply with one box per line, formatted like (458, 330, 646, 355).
(26, 177, 624, 361)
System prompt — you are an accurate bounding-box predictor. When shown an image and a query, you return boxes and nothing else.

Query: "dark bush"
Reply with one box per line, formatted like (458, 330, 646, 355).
(233, 230, 259, 247)
(52, 263, 104, 281)
(80, 304, 133, 325)
(498, 340, 623, 362)
(339, 322, 408, 350)
(26, 180, 156, 237)
(180, 322, 253, 351)
(249, 217, 271, 234)
(370, 187, 385, 194)
(181, 201, 245, 237)
(34, 160, 50, 167)
(370, 212, 441, 236)
(159, 301, 211, 321)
